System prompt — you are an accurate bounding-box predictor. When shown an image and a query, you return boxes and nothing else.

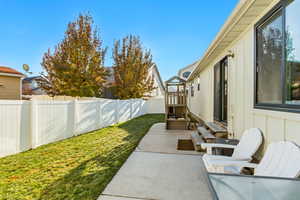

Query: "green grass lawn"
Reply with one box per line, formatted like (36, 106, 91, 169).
(0, 114, 164, 200)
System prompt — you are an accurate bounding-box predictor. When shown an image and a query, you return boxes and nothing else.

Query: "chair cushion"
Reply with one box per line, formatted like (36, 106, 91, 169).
(255, 141, 300, 178)
(232, 128, 263, 160)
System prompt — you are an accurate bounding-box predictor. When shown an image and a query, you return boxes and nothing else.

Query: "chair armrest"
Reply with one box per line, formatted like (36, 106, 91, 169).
(201, 143, 237, 154)
(229, 157, 252, 161)
(212, 160, 258, 169)
(201, 143, 237, 149)
(240, 162, 258, 169)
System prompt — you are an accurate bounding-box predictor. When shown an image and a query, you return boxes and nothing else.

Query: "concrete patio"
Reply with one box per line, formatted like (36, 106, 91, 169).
(98, 123, 213, 200)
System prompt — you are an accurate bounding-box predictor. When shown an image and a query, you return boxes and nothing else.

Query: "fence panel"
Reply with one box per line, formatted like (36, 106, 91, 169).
(34, 101, 74, 147)
(75, 100, 100, 135)
(0, 101, 31, 157)
(118, 100, 132, 123)
(131, 99, 142, 118)
(100, 99, 117, 127)
(19, 102, 31, 152)
(140, 100, 147, 116)
(146, 98, 165, 113)
(0, 97, 164, 157)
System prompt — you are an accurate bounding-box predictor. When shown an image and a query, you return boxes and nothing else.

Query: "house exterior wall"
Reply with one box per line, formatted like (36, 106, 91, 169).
(187, 0, 300, 152)
(147, 66, 165, 98)
(103, 66, 164, 99)
(0, 75, 21, 100)
(188, 66, 214, 122)
(151, 73, 164, 97)
(22, 78, 45, 95)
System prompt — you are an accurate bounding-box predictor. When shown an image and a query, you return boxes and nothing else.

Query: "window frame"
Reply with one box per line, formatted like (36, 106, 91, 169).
(254, 0, 300, 113)
(214, 57, 228, 123)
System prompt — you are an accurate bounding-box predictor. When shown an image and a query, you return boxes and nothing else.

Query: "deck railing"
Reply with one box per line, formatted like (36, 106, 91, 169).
(167, 92, 186, 106)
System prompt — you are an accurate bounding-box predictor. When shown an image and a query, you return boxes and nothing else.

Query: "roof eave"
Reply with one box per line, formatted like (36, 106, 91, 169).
(188, 0, 274, 81)
(0, 72, 24, 78)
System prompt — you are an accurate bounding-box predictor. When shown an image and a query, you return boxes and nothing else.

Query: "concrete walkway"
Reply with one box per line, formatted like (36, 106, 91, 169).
(98, 123, 213, 200)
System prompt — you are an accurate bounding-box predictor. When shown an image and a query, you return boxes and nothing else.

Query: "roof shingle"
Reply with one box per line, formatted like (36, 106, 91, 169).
(0, 66, 23, 76)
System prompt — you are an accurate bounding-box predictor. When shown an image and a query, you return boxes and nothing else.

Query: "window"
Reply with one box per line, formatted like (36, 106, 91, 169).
(285, 0, 300, 105)
(214, 57, 228, 122)
(32, 80, 38, 89)
(255, 0, 300, 112)
(256, 8, 283, 104)
(182, 71, 191, 79)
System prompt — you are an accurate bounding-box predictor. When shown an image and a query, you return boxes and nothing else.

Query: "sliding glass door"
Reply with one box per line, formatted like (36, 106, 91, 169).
(214, 57, 228, 123)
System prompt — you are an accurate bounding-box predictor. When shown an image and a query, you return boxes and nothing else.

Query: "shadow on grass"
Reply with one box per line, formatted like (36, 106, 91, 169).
(38, 143, 132, 200)
(38, 114, 164, 200)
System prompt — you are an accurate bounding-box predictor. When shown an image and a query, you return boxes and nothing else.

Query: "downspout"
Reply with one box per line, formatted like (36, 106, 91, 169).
(227, 50, 235, 139)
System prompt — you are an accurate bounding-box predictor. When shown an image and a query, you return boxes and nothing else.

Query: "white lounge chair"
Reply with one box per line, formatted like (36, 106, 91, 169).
(211, 141, 300, 178)
(201, 128, 263, 173)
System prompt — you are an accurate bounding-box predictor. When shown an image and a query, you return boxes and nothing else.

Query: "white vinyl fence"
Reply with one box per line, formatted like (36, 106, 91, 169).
(0, 98, 164, 157)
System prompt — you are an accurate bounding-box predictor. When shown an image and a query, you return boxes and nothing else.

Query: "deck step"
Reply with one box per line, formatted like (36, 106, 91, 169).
(197, 126, 216, 142)
(190, 132, 204, 151)
(167, 119, 187, 130)
(205, 122, 227, 133)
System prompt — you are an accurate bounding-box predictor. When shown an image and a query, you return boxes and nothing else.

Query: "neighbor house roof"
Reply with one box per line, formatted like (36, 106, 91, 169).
(150, 65, 165, 91)
(23, 76, 40, 82)
(178, 61, 198, 76)
(188, 0, 274, 81)
(105, 65, 165, 91)
(0, 66, 24, 77)
(178, 60, 199, 80)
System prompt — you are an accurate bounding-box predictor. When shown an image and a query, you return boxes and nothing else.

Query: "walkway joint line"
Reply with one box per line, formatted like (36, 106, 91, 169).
(101, 194, 159, 200)
(135, 150, 202, 156)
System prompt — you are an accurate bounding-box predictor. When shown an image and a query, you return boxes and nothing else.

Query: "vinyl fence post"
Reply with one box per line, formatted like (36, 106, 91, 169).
(97, 99, 101, 129)
(130, 99, 133, 120)
(145, 99, 149, 114)
(30, 100, 38, 148)
(115, 99, 119, 124)
(143, 99, 147, 115)
(72, 99, 78, 136)
(139, 99, 142, 116)
(100, 99, 104, 128)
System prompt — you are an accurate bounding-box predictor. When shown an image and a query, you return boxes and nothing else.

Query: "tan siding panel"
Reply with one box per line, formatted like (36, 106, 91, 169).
(233, 38, 245, 139)
(266, 117, 285, 143)
(253, 114, 267, 152)
(285, 120, 300, 143)
(243, 31, 254, 131)
(0, 75, 21, 100)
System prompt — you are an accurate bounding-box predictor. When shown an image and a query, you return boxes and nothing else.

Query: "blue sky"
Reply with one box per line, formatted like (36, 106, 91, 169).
(0, 0, 238, 81)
